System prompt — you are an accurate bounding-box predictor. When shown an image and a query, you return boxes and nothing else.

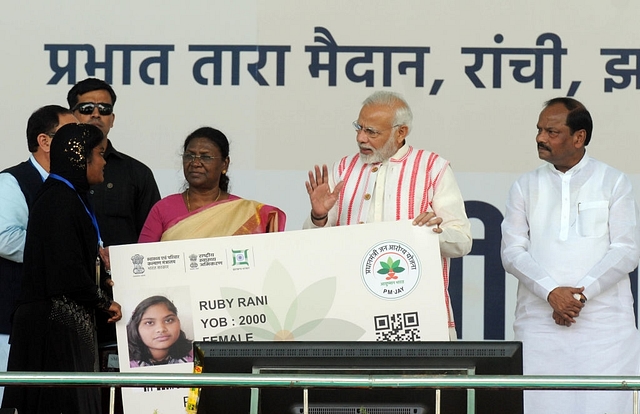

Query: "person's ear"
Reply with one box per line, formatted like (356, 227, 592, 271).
(37, 133, 52, 153)
(395, 125, 409, 145)
(573, 129, 586, 148)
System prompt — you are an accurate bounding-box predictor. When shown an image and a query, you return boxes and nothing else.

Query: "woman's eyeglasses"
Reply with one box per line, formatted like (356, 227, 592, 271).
(181, 153, 220, 164)
(72, 102, 114, 116)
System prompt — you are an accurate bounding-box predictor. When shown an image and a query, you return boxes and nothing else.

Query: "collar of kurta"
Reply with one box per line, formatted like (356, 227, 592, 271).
(547, 150, 589, 175)
(385, 143, 411, 164)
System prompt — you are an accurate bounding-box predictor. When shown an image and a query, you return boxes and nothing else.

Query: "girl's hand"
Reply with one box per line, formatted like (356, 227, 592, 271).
(106, 301, 122, 323)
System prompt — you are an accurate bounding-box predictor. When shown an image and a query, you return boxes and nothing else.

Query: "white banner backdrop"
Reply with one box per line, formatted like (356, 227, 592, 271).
(2, 0, 640, 342)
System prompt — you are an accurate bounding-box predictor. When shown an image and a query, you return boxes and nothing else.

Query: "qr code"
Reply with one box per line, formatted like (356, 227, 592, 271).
(374, 312, 421, 341)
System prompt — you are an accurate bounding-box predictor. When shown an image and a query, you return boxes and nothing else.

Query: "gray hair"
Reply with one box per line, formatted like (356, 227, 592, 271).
(362, 91, 413, 134)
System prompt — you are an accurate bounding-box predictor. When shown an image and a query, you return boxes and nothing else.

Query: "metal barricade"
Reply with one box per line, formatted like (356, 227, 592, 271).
(0, 372, 638, 414)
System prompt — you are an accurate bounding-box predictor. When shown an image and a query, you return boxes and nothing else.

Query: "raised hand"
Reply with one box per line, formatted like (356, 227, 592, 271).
(305, 164, 344, 223)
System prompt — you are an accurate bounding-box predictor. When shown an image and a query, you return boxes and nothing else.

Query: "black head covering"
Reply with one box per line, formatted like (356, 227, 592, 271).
(49, 123, 104, 193)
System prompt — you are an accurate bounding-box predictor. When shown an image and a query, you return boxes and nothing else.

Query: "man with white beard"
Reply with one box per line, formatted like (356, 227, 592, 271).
(303, 91, 472, 339)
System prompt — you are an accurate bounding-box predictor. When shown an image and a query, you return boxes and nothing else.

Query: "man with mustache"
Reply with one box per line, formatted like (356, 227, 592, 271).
(67, 78, 161, 267)
(304, 91, 472, 339)
(501, 97, 640, 414)
(67, 78, 161, 413)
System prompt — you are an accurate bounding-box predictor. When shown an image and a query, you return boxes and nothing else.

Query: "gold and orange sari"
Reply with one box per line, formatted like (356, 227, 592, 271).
(161, 197, 285, 242)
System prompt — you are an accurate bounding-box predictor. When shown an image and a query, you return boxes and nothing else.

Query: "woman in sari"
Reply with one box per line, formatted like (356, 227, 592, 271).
(139, 127, 286, 243)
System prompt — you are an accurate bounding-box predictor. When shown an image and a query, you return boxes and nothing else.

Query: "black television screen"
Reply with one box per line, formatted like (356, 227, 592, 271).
(193, 341, 523, 414)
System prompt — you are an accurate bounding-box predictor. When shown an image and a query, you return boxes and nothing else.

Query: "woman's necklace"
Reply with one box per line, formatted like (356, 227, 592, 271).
(186, 187, 221, 212)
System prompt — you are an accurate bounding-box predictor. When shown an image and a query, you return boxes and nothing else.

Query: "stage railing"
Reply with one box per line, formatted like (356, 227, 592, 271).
(0, 372, 638, 414)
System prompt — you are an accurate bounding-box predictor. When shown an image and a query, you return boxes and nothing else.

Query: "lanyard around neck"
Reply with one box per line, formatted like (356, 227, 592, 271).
(49, 173, 103, 248)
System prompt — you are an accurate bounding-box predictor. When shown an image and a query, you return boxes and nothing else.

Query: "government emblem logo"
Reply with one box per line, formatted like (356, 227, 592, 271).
(361, 240, 421, 300)
(232, 249, 250, 267)
(131, 254, 145, 274)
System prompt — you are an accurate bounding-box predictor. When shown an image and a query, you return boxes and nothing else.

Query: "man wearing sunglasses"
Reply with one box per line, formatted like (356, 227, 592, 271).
(304, 91, 472, 340)
(67, 78, 160, 414)
(67, 78, 161, 253)
(0, 105, 77, 403)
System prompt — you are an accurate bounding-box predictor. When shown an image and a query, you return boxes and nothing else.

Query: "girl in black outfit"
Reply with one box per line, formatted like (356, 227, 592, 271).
(3, 123, 122, 414)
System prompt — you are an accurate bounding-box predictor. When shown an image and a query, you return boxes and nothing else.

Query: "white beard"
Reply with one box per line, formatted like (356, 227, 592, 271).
(359, 136, 398, 164)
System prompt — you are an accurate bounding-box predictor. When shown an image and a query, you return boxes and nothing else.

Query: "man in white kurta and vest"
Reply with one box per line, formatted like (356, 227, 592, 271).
(304, 91, 472, 339)
(501, 97, 640, 414)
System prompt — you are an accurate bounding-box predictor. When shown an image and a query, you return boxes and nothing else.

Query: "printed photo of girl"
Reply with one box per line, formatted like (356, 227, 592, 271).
(127, 295, 193, 367)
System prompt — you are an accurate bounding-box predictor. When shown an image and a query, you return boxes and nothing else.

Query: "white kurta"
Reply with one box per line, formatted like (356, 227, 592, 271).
(501, 153, 640, 414)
